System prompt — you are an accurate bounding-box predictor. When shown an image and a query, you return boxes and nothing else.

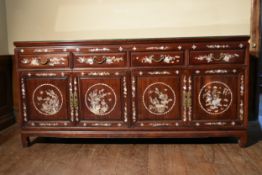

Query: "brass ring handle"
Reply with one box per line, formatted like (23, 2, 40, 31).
(206, 53, 222, 61)
(151, 56, 165, 63)
(39, 57, 49, 65)
(213, 57, 223, 61)
(95, 56, 107, 64)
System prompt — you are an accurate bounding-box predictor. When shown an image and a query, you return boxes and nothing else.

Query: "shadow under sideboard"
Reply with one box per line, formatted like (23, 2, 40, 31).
(0, 55, 15, 130)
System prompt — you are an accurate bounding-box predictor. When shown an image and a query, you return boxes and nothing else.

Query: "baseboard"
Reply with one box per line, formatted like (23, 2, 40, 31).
(0, 113, 15, 130)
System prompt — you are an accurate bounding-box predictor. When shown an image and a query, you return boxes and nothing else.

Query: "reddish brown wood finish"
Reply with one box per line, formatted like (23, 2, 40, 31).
(131, 51, 184, 66)
(189, 50, 245, 65)
(73, 52, 128, 68)
(250, 0, 261, 58)
(14, 36, 250, 147)
(18, 53, 70, 69)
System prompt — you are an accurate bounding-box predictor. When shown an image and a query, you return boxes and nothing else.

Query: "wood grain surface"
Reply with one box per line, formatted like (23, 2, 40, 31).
(0, 122, 262, 175)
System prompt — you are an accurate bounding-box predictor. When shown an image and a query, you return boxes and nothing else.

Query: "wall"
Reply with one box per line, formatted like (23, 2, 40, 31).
(6, 0, 251, 53)
(0, 0, 8, 55)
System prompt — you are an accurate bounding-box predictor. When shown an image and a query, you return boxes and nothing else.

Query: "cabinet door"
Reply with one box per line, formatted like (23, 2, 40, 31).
(20, 72, 74, 127)
(188, 68, 246, 128)
(132, 69, 185, 128)
(75, 71, 129, 128)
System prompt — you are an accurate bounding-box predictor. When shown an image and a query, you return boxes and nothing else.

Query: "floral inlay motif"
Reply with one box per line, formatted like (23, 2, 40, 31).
(206, 44, 230, 49)
(141, 55, 180, 64)
(33, 84, 63, 115)
(143, 82, 176, 115)
(198, 81, 233, 115)
(21, 57, 66, 66)
(85, 83, 116, 116)
(195, 53, 239, 63)
(77, 56, 123, 65)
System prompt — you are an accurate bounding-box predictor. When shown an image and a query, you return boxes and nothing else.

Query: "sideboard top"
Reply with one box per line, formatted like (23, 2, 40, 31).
(14, 36, 249, 47)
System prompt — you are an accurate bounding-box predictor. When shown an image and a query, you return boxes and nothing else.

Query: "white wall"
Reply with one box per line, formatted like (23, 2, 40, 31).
(6, 0, 251, 53)
(0, 0, 8, 55)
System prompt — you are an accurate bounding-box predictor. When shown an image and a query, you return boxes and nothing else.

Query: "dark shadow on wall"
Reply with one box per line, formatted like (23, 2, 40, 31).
(0, 55, 15, 130)
(249, 56, 259, 121)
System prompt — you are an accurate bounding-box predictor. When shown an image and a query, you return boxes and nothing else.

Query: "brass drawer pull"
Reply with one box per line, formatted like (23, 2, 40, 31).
(39, 57, 49, 65)
(77, 56, 124, 65)
(141, 55, 180, 64)
(20, 56, 67, 66)
(195, 53, 240, 63)
(151, 56, 165, 63)
(96, 57, 107, 64)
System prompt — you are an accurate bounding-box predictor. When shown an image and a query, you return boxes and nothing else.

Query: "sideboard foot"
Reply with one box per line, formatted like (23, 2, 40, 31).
(238, 133, 248, 148)
(21, 134, 30, 148)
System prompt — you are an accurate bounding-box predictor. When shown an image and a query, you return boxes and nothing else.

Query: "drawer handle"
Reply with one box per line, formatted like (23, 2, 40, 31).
(39, 58, 49, 65)
(213, 55, 223, 61)
(195, 53, 240, 63)
(77, 56, 124, 65)
(152, 56, 165, 63)
(96, 57, 107, 64)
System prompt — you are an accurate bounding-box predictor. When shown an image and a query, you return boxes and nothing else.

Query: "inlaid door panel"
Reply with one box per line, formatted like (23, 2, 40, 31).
(75, 71, 129, 128)
(132, 69, 184, 128)
(20, 72, 73, 127)
(189, 69, 245, 128)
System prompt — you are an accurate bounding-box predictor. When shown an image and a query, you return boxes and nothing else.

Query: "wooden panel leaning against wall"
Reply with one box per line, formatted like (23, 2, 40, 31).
(248, 0, 261, 120)
(250, 0, 261, 58)
(0, 55, 15, 130)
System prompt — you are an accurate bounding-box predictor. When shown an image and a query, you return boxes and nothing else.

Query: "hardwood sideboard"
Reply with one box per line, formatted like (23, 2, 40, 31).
(14, 36, 250, 147)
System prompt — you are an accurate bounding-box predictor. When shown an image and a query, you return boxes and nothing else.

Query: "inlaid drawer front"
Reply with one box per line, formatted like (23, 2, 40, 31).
(131, 51, 184, 67)
(19, 53, 69, 68)
(190, 50, 245, 64)
(73, 53, 127, 67)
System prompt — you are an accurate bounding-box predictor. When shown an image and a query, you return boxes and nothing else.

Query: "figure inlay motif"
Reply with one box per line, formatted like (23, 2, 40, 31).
(143, 82, 176, 115)
(85, 83, 117, 115)
(198, 81, 233, 115)
(33, 84, 63, 115)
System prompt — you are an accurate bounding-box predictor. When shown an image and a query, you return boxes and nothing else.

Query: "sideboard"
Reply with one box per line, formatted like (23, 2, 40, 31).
(14, 36, 250, 147)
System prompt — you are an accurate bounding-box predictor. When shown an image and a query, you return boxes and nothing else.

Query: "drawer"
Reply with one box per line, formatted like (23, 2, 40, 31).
(190, 50, 245, 65)
(19, 53, 69, 69)
(73, 53, 127, 68)
(131, 51, 184, 67)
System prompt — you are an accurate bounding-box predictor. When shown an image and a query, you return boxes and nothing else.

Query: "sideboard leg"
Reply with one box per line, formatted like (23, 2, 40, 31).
(21, 134, 30, 147)
(238, 132, 248, 148)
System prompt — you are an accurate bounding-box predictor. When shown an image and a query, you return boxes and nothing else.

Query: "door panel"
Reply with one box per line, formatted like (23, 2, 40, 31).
(20, 72, 73, 127)
(189, 68, 245, 128)
(76, 71, 129, 127)
(132, 69, 184, 128)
